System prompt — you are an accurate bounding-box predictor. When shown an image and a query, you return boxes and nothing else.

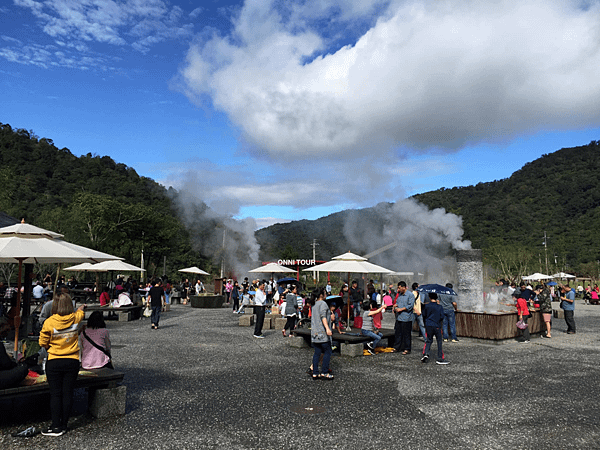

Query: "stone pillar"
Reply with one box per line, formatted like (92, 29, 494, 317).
(456, 249, 483, 312)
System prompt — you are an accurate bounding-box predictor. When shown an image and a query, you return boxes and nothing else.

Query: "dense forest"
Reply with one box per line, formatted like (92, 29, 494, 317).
(0, 123, 213, 281)
(2, 121, 599, 282)
(257, 141, 600, 280)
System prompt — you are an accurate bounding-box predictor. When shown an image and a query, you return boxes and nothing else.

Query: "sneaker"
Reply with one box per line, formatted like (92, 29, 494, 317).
(443, 339, 449, 342)
(253, 334, 264, 339)
(421, 354, 429, 363)
(451, 339, 460, 343)
(520, 340, 530, 343)
(367, 349, 375, 355)
(436, 359, 450, 365)
(366, 342, 374, 350)
(41, 427, 64, 437)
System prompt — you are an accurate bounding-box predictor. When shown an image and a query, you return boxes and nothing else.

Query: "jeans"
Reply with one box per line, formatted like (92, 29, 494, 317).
(165, 293, 170, 305)
(45, 358, 80, 429)
(443, 309, 457, 340)
(232, 296, 239, 311)
(564, 310, 576, 332)
(423, 325, 444, 361)
(254, 306, 265, 336)
(414, 314, 426, 338)
(312, 341, 332, 375)
(361, 329, 383, 348)
(394, 320, 412, 352)
(151, 306, 161, 326)
(353, 301, 361, 317)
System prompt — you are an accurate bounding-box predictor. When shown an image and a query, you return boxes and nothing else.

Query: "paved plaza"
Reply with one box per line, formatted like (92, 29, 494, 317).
(1, 301, 599, 449)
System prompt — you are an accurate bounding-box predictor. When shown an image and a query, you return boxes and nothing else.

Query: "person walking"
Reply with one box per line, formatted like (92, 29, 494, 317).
(559, 285, 576, 334)
(38, 293, 85, 436)
(148, 279, 165, 330)
(421, 293, 449, 365)
(311, 292, 333, 380)
(231, 281, 240, 313)
(253, 281, 267, 338)
(282, 285, 299, 337)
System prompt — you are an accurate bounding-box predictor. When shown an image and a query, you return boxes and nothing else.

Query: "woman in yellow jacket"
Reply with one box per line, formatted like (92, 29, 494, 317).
(39, 293, 85, 437)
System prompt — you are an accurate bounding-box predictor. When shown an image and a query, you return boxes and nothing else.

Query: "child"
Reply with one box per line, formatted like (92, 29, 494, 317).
(421, 293, 449, 365)
(361, 300, 387, 355)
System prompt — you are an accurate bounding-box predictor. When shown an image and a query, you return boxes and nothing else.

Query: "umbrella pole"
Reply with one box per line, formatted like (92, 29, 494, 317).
(53, 263, 62, 299)
(346, 273, 352, 331)
(13, 260, 23, 360)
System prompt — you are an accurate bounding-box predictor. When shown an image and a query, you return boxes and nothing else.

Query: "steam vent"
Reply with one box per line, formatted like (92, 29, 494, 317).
(456, 249, 483, 312)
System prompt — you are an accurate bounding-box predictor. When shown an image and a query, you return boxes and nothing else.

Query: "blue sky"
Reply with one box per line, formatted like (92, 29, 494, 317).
(2, 0, 600, 230)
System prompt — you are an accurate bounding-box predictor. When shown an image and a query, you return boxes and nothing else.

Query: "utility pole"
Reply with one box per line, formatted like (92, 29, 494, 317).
(542, 231, 549, 274)
(310, 239, 319, 284)
(140, 231, 145, 283)
(220, 228, 226, 279)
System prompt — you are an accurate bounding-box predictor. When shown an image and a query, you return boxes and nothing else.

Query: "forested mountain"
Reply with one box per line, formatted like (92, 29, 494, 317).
(257, 141, 600, 279)
(3, 121, 598, 281)
(0, 123, 212, 279)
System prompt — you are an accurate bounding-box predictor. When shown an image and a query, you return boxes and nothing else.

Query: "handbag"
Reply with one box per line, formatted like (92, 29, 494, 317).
(143, 305, 151, 317)
(516, 320, 528, 330)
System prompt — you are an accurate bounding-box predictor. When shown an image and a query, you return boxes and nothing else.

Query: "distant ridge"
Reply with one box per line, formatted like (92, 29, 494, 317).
(257, 141, 600, 276)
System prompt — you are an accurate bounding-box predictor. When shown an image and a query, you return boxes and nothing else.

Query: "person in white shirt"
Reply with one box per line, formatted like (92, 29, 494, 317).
(253, 281, 267, 338)
(33, 281, 45, 302)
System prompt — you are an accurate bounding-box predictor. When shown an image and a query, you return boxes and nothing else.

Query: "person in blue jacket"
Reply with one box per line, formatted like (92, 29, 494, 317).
(421, 293, 449, 365)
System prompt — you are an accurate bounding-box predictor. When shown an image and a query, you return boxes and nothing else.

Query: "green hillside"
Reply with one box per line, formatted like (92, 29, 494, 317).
(257, 141, 600, 279)
(0, 123, 212, 279)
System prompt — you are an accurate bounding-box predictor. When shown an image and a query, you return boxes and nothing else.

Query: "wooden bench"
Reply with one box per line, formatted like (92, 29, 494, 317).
(0, 368, 126, 418)
(84, 305, 143, 322)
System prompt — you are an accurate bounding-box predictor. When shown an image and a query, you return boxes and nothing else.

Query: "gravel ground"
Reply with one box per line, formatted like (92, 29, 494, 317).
(1, 301, 599, 449)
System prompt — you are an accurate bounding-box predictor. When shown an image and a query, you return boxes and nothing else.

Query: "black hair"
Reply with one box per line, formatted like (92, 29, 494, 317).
(411, 282, 419, 291)
(445, 283, 453, 289)
(370, 300, 378, 309)
(398, 281, 407, 288)
(87, 310, 107, 329)
(428, 292, 438, 301)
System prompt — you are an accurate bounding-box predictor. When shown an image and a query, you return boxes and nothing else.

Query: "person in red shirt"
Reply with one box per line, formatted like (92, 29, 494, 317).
(516, 296, 531, 343)
(99, 287, 110, 306)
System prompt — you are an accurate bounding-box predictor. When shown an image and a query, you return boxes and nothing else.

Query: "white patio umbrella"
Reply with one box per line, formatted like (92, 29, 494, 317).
(522, 273, 553, 281)
(248, 262, 296, 274)
(90, 260, 145, 272)
(179, 266, 210, 275)
(0, 221, 121, 358)
(63, 262, 109, 272)
(303, 251, 393, 330)
(552, 272, 576, 279)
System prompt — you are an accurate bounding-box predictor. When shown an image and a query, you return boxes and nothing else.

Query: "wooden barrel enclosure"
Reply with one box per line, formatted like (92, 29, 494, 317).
(455, 310, 543, 340)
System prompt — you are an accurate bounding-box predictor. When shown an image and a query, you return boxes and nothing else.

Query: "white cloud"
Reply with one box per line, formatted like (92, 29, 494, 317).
(189, 7, 202, 19)
(8, 0, 196, 65)
(180, 0, 600, 159)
